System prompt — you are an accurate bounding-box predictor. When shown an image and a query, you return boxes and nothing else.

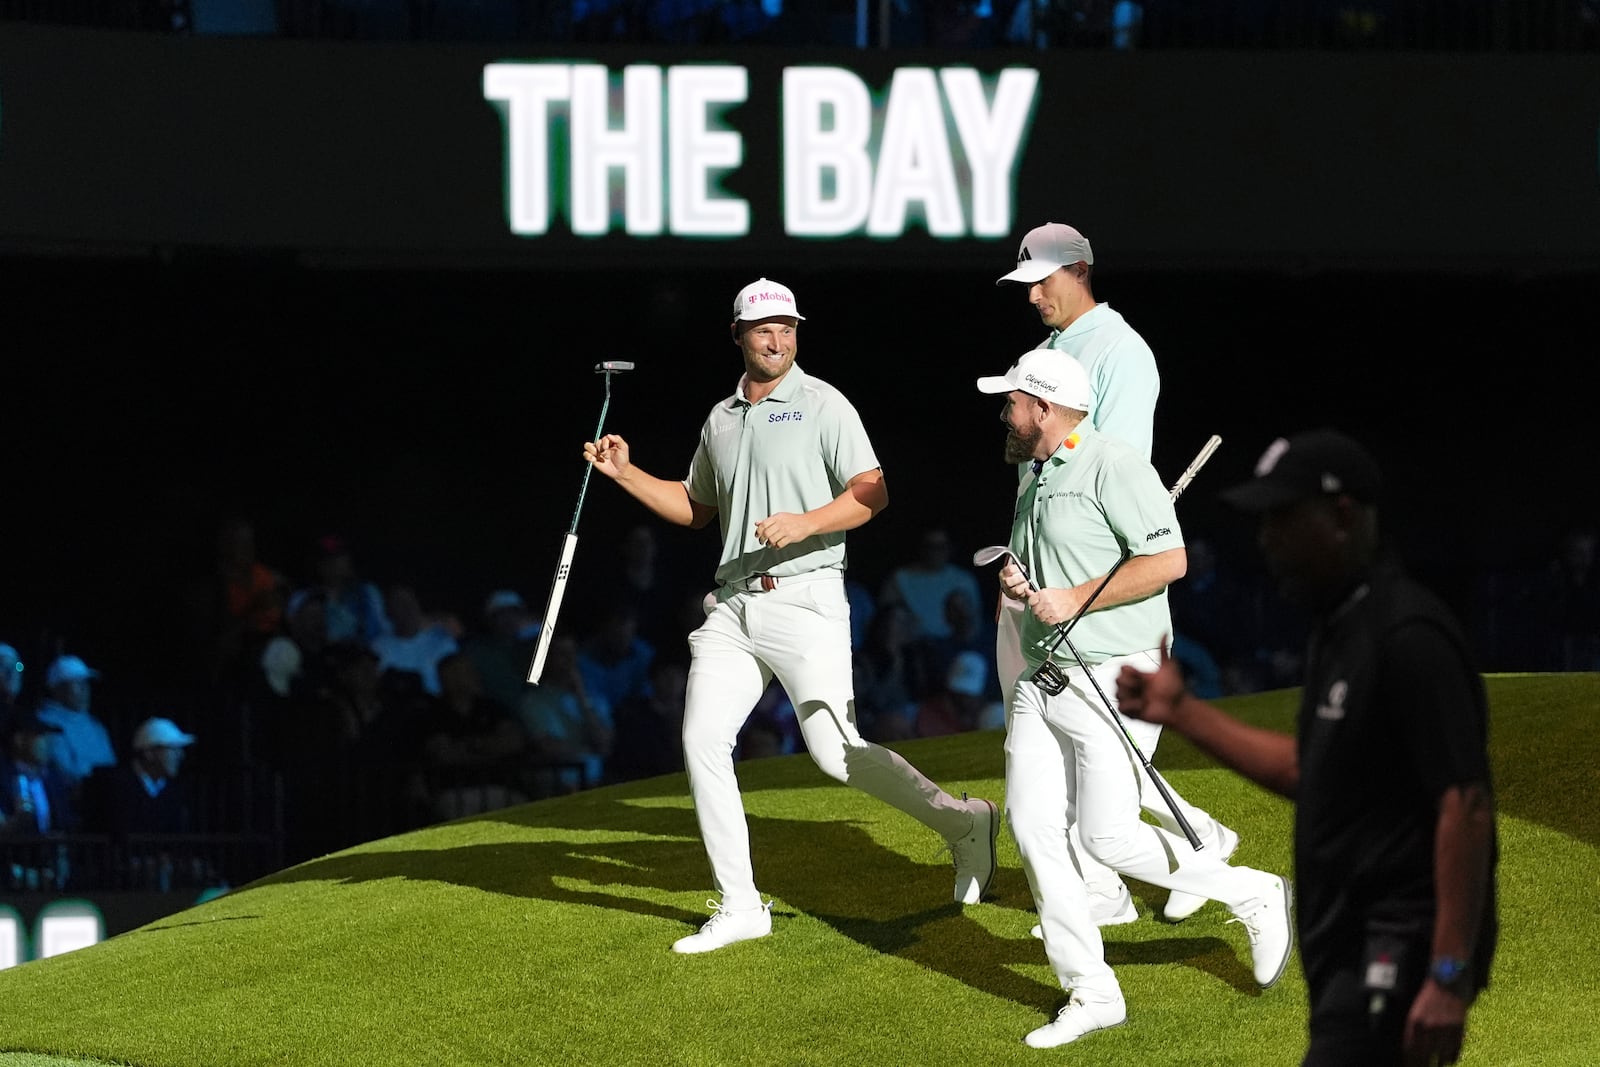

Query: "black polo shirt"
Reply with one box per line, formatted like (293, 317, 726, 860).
(1294, 555, 1498, 1002)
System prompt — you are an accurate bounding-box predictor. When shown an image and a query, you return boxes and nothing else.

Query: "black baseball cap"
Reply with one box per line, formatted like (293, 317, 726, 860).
(1219, 429, 1382, 512)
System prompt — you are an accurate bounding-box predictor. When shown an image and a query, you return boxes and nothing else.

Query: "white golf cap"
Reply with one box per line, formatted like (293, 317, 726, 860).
(133, 717, 197, 750)
(732, 278, 805, 322)
(976, 350, 1093, 412)
(996, 222, 1095, 285)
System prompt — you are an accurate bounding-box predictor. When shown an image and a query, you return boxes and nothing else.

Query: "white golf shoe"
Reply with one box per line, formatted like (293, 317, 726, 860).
(1163, 823, 1241, 922)
(671, 899, 773, 954)
(949, 794, 999, 905)
(1023, 993, 1127, 1049)
(1029, 881, 1138, 940)
(1227, 872, 1294, 987)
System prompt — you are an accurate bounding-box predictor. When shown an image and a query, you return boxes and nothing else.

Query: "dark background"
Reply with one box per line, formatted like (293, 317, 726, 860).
(4, 249, 1594, 723)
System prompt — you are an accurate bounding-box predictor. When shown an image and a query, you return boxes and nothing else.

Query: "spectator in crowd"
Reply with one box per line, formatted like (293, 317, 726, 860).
(912, 585, 1002, 703)
(82, 716, 198, 835)
(850, 601, 933, 740)
(576, 601, 654, 715)
(608, 655, 688, 783)
(246, 588, 332, 767)
(1166, 534, 1272, 696)
(417, 652, 528, 820)
(191, 515, 287, 692)
(463, 588, 542, 717)
(844, 576, 876, 649)
(299, 533, 392, 645)
(915, 649, 1005, 738)
(517, 634, 613, 793)
(877, 527, 984, 641)
(35, 654, 118, 792)
(0, 643, 23, 714)
(1, 710, 78, 837)
(370, 582, 461, 696)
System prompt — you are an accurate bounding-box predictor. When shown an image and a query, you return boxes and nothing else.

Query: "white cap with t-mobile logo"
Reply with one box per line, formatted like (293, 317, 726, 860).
(733, 278, 806, 322)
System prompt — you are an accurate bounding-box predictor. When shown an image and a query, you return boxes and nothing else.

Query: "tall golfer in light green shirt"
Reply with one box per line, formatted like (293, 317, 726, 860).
(582, 278, 998, 955)
(996, 221, 1238, 926)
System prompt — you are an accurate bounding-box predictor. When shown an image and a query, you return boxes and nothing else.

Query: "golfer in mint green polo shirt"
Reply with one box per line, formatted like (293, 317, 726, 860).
(975, 348, 1295, 1049)
(581, 278, 997, 956)
(995, 221, 1237, 928)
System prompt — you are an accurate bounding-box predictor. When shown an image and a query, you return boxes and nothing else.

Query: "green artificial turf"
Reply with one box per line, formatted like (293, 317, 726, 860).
(1, 673, 1596, 1066)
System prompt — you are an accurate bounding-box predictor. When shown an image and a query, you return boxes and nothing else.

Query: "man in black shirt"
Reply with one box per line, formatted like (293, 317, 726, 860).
(1115, 429, 1498, 1067)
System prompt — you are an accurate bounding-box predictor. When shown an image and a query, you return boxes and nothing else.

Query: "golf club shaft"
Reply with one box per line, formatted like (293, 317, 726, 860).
(529, 364, 630, 685)
(1056, 629, 1203, 848)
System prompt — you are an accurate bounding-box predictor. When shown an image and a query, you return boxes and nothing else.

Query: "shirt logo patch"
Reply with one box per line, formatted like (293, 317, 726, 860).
(1316, 679, 1348, 720)
(768, 411, 804, 423)
(1145, 527, 1171, 541)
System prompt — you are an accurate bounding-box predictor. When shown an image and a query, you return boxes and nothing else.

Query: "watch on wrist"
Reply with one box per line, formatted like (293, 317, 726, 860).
(1429, 955, 1471, 995)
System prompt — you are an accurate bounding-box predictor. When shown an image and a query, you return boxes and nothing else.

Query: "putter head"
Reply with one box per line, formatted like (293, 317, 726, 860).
(1031, 659, 1069, 696)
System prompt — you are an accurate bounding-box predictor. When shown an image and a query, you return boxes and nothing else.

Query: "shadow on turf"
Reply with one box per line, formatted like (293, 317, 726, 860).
(241, 796, 1263, 1013)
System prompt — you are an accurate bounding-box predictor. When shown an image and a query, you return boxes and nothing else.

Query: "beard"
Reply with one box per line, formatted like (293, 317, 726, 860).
(1004, 425, 1041, 464)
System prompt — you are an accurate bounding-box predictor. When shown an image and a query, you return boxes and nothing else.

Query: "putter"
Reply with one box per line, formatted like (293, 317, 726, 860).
(526, 361, 636, 685)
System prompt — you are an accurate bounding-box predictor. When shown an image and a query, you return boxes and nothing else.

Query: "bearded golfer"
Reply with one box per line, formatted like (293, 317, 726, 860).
(978, 348, 1294, 1048)
(583, 277, 998, 954)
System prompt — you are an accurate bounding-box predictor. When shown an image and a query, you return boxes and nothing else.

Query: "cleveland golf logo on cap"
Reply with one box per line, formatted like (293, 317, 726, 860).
(1023, 372, 1058, 396)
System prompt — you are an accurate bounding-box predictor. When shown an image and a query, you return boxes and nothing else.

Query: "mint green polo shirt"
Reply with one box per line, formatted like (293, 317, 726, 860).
(1010, 423, 1184, 665)
(1043, 302, 1160, 459)
(685, 362, 881, 587)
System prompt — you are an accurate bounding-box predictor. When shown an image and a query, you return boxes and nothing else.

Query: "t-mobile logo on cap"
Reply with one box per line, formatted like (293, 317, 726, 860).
(748, 291, 795, 307)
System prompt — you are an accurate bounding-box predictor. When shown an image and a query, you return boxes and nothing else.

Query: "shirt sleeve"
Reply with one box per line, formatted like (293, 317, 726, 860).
(1381, 619, 1492, 796)
(1100, 450, 1183, 557)
(819, 390, 882, 489)
(684, 419, 719, 507)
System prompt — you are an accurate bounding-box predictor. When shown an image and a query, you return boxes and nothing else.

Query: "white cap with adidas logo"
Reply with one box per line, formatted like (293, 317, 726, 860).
(996, 222, 1095, 285)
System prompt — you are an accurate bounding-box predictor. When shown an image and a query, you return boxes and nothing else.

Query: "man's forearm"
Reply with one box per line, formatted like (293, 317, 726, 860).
(613, 468, 700, 527)
(1430, 782, 1495, 975)
(1165, 691, 1299, 798)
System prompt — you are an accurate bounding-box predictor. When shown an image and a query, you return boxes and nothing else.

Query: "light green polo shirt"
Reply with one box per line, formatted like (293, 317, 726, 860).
(1010, 422, 1184, 666)
(1042, 302, 1160, 460)
(684, 362, 881, 587)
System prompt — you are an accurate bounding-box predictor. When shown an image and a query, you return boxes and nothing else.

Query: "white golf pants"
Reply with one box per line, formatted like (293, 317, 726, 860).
(684, 574, 974, 909)
(1005, 649, 1265, 1002)
(996, 599, 1229, 892)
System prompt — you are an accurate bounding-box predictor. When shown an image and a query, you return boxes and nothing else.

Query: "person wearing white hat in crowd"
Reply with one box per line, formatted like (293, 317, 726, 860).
(995, 221, 1240, 927)
(582, 277, 999, 954)
(83, 717, 199, 837)
(35, 654, 118, 790)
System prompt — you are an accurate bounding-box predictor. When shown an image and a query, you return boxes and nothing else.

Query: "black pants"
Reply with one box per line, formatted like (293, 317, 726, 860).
(1303, 932, 1425, 1067)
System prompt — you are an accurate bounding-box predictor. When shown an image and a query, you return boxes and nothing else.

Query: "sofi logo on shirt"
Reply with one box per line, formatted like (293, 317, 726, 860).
(483, 63, 1038, 240)
(769, 411, 805, 423)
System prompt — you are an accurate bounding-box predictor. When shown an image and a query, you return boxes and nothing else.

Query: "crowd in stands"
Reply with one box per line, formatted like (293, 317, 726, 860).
(4, 510, 1596, 895)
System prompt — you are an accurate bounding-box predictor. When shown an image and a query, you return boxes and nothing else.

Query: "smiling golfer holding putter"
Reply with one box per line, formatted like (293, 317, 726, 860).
(582, 277, 998, 955)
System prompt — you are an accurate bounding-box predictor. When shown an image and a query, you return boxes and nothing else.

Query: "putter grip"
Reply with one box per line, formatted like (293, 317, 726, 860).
(527, 533, 579, 684)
